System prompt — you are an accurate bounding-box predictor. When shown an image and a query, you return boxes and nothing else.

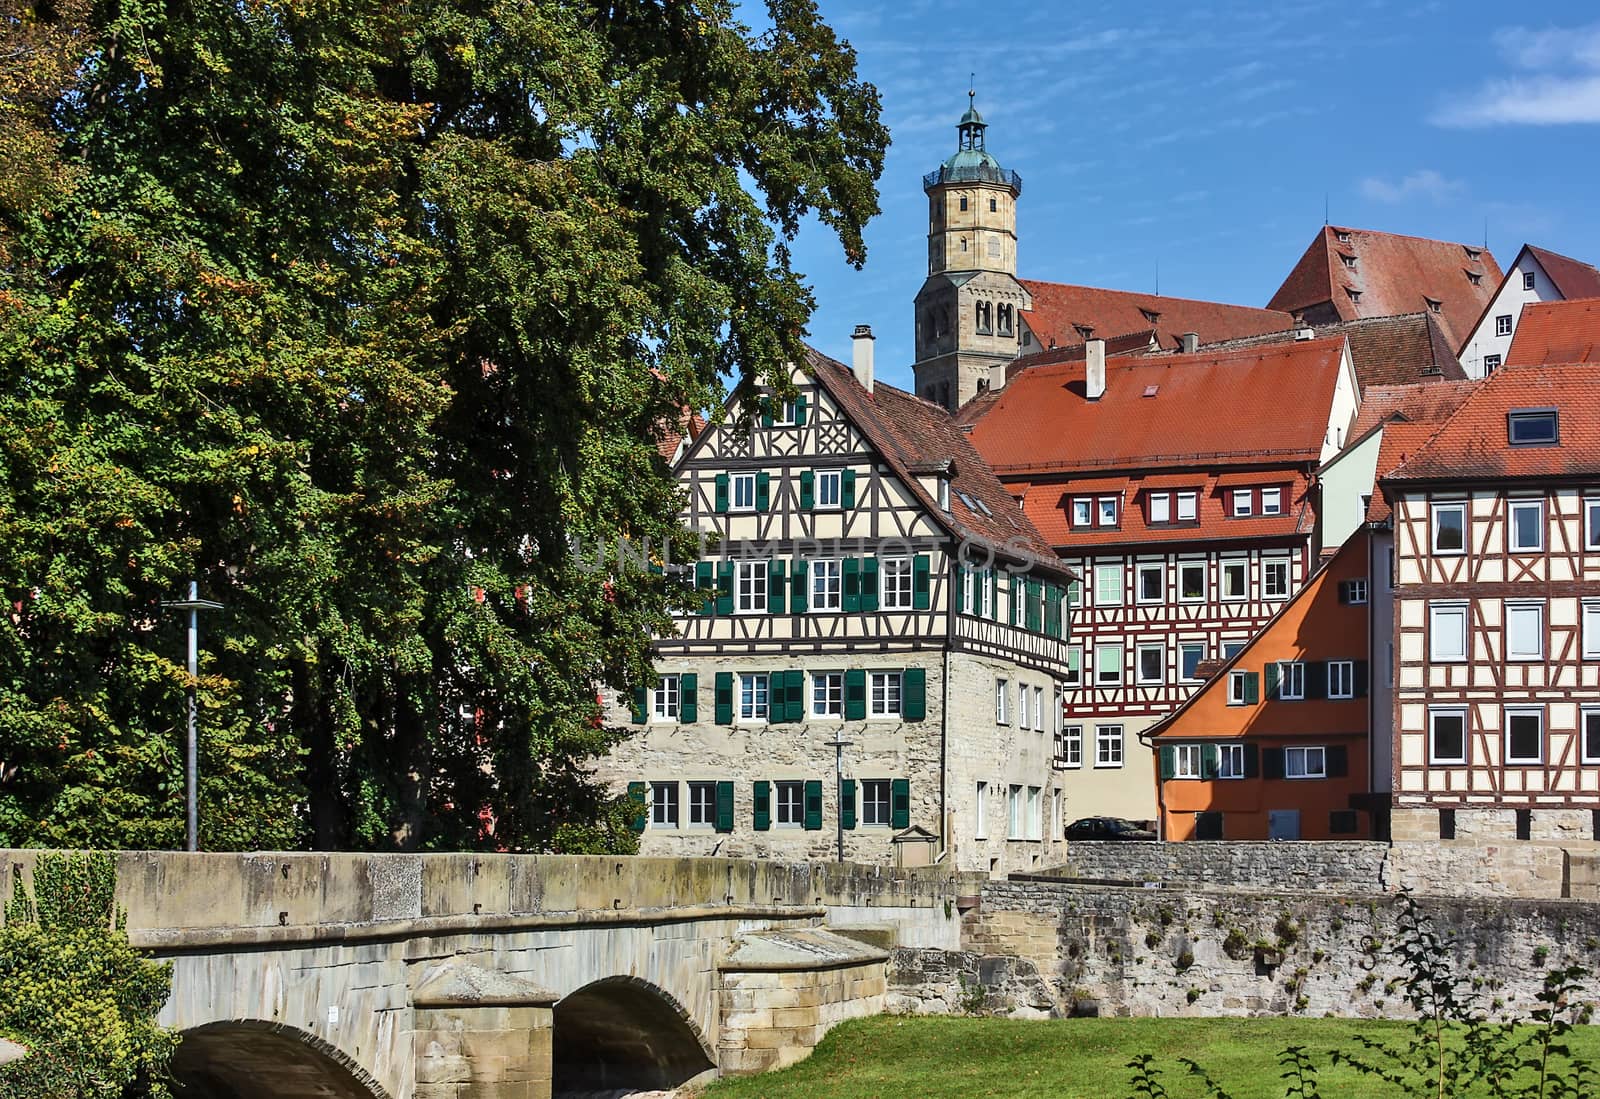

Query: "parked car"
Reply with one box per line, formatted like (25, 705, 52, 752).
(1065, 816, 1157, 841)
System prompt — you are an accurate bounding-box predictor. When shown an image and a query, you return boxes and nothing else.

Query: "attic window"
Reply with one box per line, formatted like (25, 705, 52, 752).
(1465, 271, 1482, 286)
(1339, 253, 1357, 269)
(1464, 247, 1482, 260)
(1140, 309, 1161, 324)
(1508, 408, 1559, 447)
(1073, 324, 1095, 340)
(1346, 288, 1363, 303)
(1335, 231, 1351, 244)
(1142, 384, 1160, 398)
(973, 498, 994, 517)
(1425, 297, 1443, 314)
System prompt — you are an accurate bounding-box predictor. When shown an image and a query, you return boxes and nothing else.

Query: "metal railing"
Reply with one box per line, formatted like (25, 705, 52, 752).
(923, 165, 1023, 193)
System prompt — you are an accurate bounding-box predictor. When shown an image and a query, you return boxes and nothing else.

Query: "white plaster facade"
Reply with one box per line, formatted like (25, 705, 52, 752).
(1458, 247, 1585, 378)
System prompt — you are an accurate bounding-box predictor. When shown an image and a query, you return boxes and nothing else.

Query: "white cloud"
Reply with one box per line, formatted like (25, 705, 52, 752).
(1358, 169, 1466, 204)
(1437, 22, 1600, 126)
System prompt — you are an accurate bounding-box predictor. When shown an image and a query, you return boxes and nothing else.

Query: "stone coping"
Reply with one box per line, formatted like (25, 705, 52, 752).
(720, 928, 890, 973)
(410, 962, 558, 1008)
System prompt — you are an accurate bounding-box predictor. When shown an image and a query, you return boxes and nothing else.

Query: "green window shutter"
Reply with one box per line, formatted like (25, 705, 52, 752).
(715, 781, 735, 832)
(696, 561, 714, 615)
(803, 780, 824, 830)
(714, 672, 734, 725)
(844, 669, 867, 720)
(1243, 671, 1260, 705)
(761, 397, 774, 428)
(955, 567, 969, 614)
(799, 470, 815, 510)
(791, 560, 808, 613)
(890, 778, 911, 829)
(1202, 744, 1220, 780)
(787, 670, 806, 723)
(913, 555, 931, 610)
(1354, 660, 1370, 698)
(679, 674, 698, 723)
(631, 687, 647, 725)
(716, 562, 734, 615)
(755, 471, 771, 512)
(840, 779, 857, 830)
(715, 473, 730, 513)
(1045, 584, 1062, 637)
(1026, 580, 1043, 632)
(1159, 745, 1176, 780)
(1264, 662, 1280, 701)
(626, 782, 647, 832)
(843, 558, 861, 612)
(861, 557, 879, 611)
(794, 394, 808, 426)
(753, 781, 771, 830)
(768, 560, 787, 614)
(841, 468, 858, 509)
(903, 668, 927, 720)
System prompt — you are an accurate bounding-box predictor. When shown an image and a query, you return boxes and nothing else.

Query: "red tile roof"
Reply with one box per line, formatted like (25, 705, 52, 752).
(1505, 297, 1600, 366)
(1018, 279, 1292, 353)
(804, 348, 1070, 578)
(1383, 364, 1600, 485)
(954, 331, 1155, 424)
(657, 409, 706, 463)
(1528, 246, 1600, 300)
(1267, 226, 1500, 351)
(962, 337, 1349, 474)
(1365, 424, 1443, 523)
(1349, 379, 1479, 439)
(1021, 471, 1312, 549)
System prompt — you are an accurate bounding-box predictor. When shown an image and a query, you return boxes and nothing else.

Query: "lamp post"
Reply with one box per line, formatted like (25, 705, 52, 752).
(824, 738, 853, 864)
(162, 581, 224, 852)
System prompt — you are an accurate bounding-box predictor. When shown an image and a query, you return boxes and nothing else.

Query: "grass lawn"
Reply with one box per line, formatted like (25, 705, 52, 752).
(700, 1015, 1600, 1099)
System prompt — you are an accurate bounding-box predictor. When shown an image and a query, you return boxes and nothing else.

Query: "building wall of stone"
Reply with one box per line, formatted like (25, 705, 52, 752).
(717, 961, 886, 1077)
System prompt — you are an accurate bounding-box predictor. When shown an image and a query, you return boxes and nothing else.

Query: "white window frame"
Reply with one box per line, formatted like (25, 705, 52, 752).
(1483, 354, 1502, 374)
(1328, 660, 1355, 700)
(772, 399, 798, 426)
(861, 779, 891, 826)
(1072, 498, 1092, 527)
(1495, 314, 1513, 337)
(880, 557, 913, 611)
(980, 568, 995, 619)
(1178, 561, 1207, 603)
(1430, 602, 1468, 663)
(1276, 661, 1306, 700)
(1007, 784, 1023, 840)
(1261, 487, 1282, 516)
(1232, 489, 1253, 517)
(687, 781, 717, 827)
(1176, 491, 1198, 521)
(1429, 707, 1468, 765)
(1180, 642, 1205, 682)
(1136, 561, 1164, 603)
(1432, 501, 1466, 555)
(1149, 493, 1171, 523)
(1262, 558, 1290, 599)
(1033, 685, 1045, 732)
(1065, 646, 1083, 688)
(1284, 746, 1326, 779)
(650, 781, 679, 827)
(1227, 671, 1250, 705)
(1174, 744, 1203, 779)
(1586, 500, 1600, 552)
(815, 469, 842, 509)
(1508, 499, 1544, 553)
(995, 678, 1009, 724)
(1094, 563, 1123, 606)
(1582, 707, 1600, 765)
(1057, 724, 1083, 768)
(1094, 643, 1123, 687)
(1346, 578, 1368, 605)
(1095, 724, 1125, 768)
(1504, 707, 1545, 765)
(730, 472, 757, 512)
(1585, 600, 1600, 660)
(1137, 643, 1165, 685)
(1523, 271, 1537, 291)
(1221, 559, 1248, 600)
(810, 558, 842, 611)
(1217, 744, 1246, 779)
(739, 673, 769, 722)
(974, 781, 988, 838)
(651, 675, 680, 722)
(1097, 496, 1119, 527)
(735, 559, 768, 614)
(774, 780, 805, 826)
(869, 671, 902, 718)
(1016, 682, 1030, 729)
(1505, 600, 1545, 662)
(811, 671, 844, 719)
(1026, 786, 1043, 841)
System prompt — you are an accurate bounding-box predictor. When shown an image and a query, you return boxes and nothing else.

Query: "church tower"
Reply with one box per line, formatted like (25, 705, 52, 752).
(912, 94, 1030, 411)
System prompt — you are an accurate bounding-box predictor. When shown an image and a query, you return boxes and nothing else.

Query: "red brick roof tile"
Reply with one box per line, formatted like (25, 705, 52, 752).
(1505, 297, 1600, 366)
(1527, 246, 1600, 300)
(1023, 471, 1312, 549)
(1018, 279, 1292, 353)
(1267, 226, 1500, 351)
(1349, 379, 1479, 439)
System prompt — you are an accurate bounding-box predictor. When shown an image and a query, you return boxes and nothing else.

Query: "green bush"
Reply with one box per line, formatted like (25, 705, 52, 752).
(0, 852, 176, 1098)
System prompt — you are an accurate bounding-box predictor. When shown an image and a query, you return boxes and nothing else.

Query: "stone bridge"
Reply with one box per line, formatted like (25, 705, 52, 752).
(0, 852, 964, 1099)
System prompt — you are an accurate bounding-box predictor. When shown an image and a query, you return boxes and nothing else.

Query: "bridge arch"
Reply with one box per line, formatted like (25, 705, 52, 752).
(171, 1020, 389, 1099)
(551, 975, 716, 1096)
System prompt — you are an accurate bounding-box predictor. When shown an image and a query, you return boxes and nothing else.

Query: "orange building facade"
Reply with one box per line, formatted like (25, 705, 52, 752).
(1146, 532, 1373, 840)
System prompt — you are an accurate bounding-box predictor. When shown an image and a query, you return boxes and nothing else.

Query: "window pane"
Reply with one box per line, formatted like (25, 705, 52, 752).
(1431, 606, 1467, 661)
(1094, 645, 1122, 685)
(1181, 644, 1204, 680)
(1507, 712, 1542, 762)
(1586, 712, 1600, 763)
(1434, 506, 1464, 552)
(1180, 565, 1204, 599)
(1506, 604, 1543, 659)
(1149, 494, 1170, 523)
(1511, 503, 1542, 550)
(1508, 412, 1557, 446)
(1431, 712, 1465, 762)
(1223, 562, 1246, 598)
(1095, 564, 1122, 605)
(1138, 565, 1162, 601)
(1177, 493, 1197, 521)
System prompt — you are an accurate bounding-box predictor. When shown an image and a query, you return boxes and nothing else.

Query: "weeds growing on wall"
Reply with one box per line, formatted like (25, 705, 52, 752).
(0, 852, 176, 1098)
(1127, 891, 1598, 1099)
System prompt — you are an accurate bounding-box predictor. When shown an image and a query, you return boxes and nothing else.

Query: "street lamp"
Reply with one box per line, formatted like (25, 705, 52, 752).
(824, 738, 853, 864)
(162, 581, 224, 852)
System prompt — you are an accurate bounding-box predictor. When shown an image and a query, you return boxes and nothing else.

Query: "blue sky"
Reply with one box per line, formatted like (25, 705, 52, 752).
(778, 1, 1600, 390)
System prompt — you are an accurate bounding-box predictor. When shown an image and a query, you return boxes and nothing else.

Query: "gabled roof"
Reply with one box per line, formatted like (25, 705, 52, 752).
(1018, 278, 1293, 353)
(1527, 246, 1600, 300)
(1267, 226, 1500, 351)
(1348, 379, 1479, 439)
(803, 348, 1071, 578)
(657, 409, 706, 463)
(1505, 297, 1600, 367)
(953, 330, 1156, 425)
(1382, 364, 1600, 485)
(961, 336, 1349, 475)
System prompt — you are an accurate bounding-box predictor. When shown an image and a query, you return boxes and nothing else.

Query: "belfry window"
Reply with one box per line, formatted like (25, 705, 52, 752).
(997, 303, 1014, 337)
(959, 195, 968, 212)
(976, 301, 993, 334)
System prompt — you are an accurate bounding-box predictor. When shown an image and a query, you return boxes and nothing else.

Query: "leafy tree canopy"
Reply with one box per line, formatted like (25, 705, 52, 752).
(0, 0, 886, 850)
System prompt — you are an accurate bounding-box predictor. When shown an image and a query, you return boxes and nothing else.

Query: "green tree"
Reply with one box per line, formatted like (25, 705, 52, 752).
(0, 851, 176, 1098)
(0, 0, 886, 850)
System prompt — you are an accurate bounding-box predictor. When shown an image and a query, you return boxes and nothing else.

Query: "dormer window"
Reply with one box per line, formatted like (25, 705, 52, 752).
(1464, 246, 1481, 260)
(1466, 271, 1482, 286)
(1425, 297, 1443, 314)
(1073, 324, 1095, 341)
(1097, 496, 1119, 527)
(1339, 253, 1357, 269)
(1336, 231, 1351, 244)
(1346, 288, 1362, 303)
(1140, 308, 1161, 325)
(1508, 408, 1559, 447)
(1071, 497, 1093, 527)
(1148, 493, 1171, 523)
(938, 477, 952, 511)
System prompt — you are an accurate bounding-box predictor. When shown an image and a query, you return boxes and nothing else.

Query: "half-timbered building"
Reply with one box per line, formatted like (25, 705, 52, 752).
(1382, 364, 1600, 842)
(600, 332, 1079, 874)
(957, 335, 1361, 821)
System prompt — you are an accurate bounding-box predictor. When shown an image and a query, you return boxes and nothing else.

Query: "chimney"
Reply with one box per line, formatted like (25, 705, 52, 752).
(989, 362, 1008, 392)
(1294, 326, 1316, 341)
(1180, 331, 1199, 353)
(1085, 338, 1106, 400)
(851, 324, 875, 393)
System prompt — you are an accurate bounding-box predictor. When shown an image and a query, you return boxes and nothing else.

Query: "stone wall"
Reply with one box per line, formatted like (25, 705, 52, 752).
(718, 960, 886, 1076)
(955, 879, 1600, 1021)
